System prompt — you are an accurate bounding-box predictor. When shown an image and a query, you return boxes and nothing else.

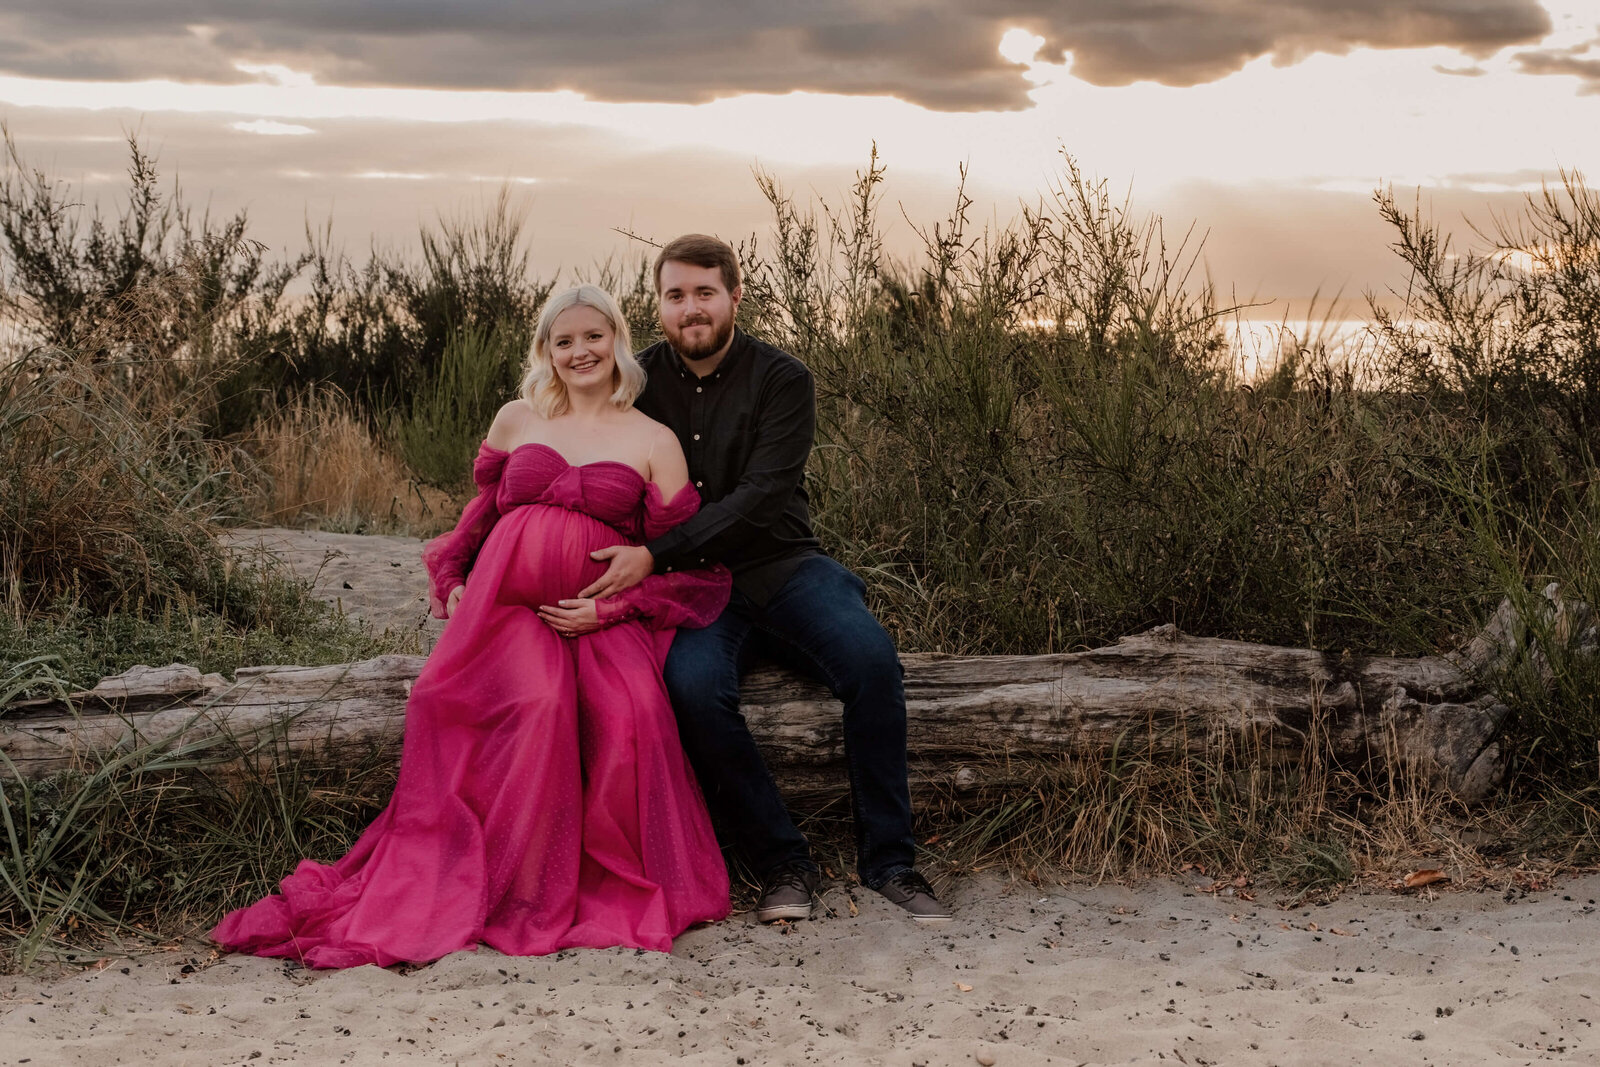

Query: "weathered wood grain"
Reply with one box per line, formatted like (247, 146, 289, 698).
(1, 622, 1513, 800)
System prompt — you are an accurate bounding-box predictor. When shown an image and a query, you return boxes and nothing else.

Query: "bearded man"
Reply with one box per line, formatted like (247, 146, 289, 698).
(580, 233, 948, 924)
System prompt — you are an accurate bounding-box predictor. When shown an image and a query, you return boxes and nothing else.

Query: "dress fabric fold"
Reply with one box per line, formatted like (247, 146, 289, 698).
(212, 442, 732, 968)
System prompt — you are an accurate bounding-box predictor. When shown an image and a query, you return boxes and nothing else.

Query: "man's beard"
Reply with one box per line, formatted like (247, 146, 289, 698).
(668, 314, 734, 361)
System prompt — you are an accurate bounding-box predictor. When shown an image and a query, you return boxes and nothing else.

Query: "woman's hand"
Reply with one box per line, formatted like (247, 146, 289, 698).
(446, 584, 466, 617)
(538, 597, 602, 638)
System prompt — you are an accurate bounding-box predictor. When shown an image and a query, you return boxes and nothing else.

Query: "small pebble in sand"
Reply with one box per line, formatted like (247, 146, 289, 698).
(975, 1053, 997, 1066)
(1407, 1030, 1426, 1041)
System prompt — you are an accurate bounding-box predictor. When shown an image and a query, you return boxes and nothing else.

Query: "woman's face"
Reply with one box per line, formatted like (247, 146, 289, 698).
(548, 303, 617, 393)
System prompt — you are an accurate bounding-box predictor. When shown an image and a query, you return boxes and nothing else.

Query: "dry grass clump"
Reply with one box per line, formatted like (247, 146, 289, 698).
(0, 351, 237, 618)
(8, 726, 1589, 971)
(0, 351, 400, 694)
(240, 388, 454, 534)
(871, 739, 1595, 901)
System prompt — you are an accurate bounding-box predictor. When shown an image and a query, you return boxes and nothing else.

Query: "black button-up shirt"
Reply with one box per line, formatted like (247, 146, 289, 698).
(634, 327, 823, 604)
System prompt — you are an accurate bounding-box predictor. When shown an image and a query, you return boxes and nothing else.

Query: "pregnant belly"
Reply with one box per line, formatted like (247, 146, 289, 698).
(491, 504, 626, 607)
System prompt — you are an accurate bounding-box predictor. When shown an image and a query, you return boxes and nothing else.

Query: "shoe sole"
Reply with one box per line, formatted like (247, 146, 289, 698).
(755, 903, 814, 922)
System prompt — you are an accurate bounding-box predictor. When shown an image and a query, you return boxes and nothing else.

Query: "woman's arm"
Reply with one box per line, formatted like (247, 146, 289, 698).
(420, 403, 526, 619)
(646, 421, 690, 497)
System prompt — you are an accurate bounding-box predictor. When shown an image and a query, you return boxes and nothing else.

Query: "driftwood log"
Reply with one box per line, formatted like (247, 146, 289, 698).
(3, 585, 1577, 802)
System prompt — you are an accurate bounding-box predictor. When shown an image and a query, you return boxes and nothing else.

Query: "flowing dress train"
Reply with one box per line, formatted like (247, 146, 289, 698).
(211, 442, 732, 968)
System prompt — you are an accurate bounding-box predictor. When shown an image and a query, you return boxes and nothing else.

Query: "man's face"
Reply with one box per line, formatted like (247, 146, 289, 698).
(658, 260, 741, 361)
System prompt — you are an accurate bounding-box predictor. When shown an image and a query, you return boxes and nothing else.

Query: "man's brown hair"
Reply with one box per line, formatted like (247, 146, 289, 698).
(654, 233, 741, 293)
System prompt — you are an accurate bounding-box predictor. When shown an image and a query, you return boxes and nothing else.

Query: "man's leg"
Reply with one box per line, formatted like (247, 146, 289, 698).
(663, 597, 813, 882)
(752, 556, 916, 889)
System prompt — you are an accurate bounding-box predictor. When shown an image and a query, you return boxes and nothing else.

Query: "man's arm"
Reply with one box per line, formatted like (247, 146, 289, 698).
(646, 360, 814, 569)
(577, 422, 688, 601)
(581, 360, 814, 599)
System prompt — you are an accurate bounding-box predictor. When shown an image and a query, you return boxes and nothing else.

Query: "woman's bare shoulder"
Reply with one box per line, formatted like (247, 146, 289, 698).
(485, 398, 535, 450)
(642, 416, 688, 489)
(630, 412, 682, 453)
(622, 408, 674, 439)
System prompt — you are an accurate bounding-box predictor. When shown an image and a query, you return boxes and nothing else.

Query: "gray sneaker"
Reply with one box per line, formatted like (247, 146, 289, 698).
(875, 870, 951, 923)
(755, 863, 819, 922)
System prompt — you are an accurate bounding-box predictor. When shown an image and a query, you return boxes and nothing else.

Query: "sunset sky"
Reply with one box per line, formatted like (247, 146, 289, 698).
(1, 0, 1597, 321)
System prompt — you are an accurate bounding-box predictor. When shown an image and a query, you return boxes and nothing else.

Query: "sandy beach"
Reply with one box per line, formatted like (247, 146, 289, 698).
(3, 871, 1596, 1065)
(221, 528, 448, 651)
(4, 529, 1584, 1065)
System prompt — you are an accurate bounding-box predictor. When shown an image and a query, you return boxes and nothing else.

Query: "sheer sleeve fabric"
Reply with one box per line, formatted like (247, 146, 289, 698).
(421, 444, 508, 619)
(595, 482, 731, 631)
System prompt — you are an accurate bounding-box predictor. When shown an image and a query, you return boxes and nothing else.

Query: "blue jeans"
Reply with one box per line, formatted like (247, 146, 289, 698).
(663, 555, 915, 888)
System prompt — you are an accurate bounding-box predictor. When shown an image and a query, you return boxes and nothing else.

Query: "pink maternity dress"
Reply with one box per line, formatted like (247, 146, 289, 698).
(211, 442, 732, 967)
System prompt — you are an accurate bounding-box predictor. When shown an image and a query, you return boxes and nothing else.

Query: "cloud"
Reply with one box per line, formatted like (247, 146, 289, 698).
(1018, 0, 1551, 88)
(231, 119, 315, 136)
(1514, 36, 1600, 93)
(0, 1, 1557, 111)
(1433, 63, 1488, 76)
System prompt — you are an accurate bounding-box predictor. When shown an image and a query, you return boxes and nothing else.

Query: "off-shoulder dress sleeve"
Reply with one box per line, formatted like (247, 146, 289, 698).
(594, 482, 731, 631)
(420, 444, 509, 619)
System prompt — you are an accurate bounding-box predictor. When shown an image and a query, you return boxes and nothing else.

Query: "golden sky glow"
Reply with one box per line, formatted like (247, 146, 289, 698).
(0, 1, 1595, 311)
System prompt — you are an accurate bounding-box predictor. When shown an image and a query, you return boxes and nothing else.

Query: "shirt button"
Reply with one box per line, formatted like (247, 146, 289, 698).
(695, 480, 703, 487)
(692, 434, 700, 441)
(665, 566, 674, 573)
(695, 386, 703, 393)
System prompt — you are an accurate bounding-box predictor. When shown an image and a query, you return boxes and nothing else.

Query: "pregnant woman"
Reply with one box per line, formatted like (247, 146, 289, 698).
(212, 285, 732, 968)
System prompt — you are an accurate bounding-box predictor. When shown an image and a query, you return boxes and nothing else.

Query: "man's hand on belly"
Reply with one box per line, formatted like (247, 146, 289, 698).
(579, 544, 654, 600)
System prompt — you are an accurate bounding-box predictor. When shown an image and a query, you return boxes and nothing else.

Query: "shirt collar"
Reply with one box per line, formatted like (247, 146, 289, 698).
(668, 327, 747, 384)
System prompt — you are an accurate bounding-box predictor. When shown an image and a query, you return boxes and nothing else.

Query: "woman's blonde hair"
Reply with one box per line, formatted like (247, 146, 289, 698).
(521, 285, 644, 417)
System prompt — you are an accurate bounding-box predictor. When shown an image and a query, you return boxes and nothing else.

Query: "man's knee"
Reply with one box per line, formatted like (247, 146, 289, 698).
(833, 634, 904, 703)
(826, 593, 902, 683)
(768, 560, 903, 697)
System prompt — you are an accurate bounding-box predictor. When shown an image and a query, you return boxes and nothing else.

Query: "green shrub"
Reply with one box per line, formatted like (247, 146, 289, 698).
(392, 322, 525, 491)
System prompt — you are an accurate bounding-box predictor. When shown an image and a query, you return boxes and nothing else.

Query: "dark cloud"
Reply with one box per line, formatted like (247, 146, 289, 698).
(0, 1, 1558, 111)
(1016, 1, 1552, 87)
(1514, 36, 1600, 93)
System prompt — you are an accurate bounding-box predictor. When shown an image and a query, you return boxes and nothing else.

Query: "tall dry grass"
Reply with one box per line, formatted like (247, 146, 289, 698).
(241, 388, 453, 533)
(0, 345, 401, 695)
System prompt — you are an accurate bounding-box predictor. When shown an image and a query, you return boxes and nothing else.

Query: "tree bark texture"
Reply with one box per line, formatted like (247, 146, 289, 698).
(1, 620, 1519, 801)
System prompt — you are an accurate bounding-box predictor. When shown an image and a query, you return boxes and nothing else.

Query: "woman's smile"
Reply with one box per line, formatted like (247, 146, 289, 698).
(549, 303, 618, 387)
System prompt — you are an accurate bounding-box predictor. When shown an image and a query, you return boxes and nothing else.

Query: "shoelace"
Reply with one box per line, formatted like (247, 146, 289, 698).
(764, 865, 814, 893)
(886, 870, 936, 896)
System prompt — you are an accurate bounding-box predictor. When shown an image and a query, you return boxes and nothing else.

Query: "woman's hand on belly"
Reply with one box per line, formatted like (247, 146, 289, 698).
(538, 597, 602, 638)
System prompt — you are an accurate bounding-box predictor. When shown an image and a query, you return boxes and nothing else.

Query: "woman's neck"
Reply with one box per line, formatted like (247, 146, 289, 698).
(563, 386, 615, 419)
